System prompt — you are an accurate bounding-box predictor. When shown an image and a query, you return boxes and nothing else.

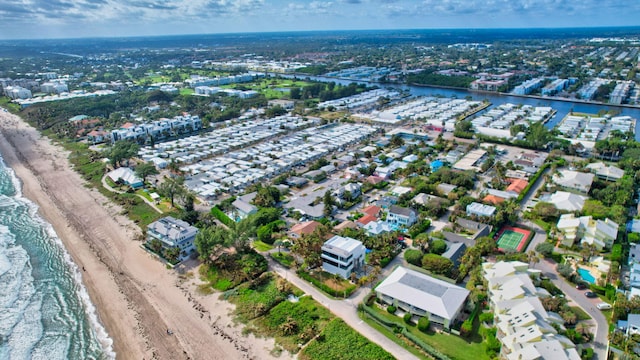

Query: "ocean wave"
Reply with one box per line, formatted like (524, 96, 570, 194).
(0, 154, 115, 359)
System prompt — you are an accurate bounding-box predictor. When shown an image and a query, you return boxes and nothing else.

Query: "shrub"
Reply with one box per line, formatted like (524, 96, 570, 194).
(460, 320, 473, 338)
(403, 312, 412, 324)
(582, 347, 594, 360)
(404, 249, 423, 266)
(430, 239, 447, 255)
(535, 242, 555, 257)
(417, 317, 430, 332)
(387, 305, 397, 314)
(479, 312, 494, 324)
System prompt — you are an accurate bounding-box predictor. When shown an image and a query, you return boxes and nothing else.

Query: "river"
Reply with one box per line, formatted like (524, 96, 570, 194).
(280, 74, 640, 139)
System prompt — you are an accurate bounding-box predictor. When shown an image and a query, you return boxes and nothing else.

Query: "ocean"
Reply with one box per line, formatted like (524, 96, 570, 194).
(0, 155, 114, 359)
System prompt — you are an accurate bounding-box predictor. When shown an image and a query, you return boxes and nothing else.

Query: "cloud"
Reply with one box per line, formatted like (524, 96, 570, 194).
(0, 0, 639, 38)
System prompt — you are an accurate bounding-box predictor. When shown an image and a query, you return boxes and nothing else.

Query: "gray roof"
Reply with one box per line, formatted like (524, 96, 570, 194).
(376, 267, 469, 321)
(148, 216, 198, 241)
(389, 205, 415, 218)
(232, 198, 257, 214)
(441, 241, 467, 265)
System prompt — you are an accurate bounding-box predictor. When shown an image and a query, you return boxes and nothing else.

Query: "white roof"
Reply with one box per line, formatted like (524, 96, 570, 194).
(376, 267, 469, 321)
(552, 170, 594, 191)
(322, 235, 365, 257)
(546, 191, 587, 212)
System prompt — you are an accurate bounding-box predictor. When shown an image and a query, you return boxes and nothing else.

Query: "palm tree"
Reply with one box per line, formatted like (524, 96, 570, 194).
(280, 317, 298, 335)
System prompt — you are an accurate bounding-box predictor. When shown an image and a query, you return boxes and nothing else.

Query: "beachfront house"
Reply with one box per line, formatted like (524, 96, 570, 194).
(321, 235, 366, 279)
(146, 216, 199, 262)
(107, 167, 144, 189)
(375, 266, 470, 330)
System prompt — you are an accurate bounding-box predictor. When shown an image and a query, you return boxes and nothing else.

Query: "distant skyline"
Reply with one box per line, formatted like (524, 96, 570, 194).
(1, 0, 639, 40)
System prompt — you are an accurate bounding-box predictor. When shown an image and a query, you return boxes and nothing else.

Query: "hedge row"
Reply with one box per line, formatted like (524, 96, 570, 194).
(516, 162, 551, 203)
(211, 205, 234, 227)
(297, 270, 356, 298)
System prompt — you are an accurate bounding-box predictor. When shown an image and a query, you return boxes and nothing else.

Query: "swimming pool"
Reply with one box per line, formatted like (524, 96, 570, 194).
(578, 268, 596, 284)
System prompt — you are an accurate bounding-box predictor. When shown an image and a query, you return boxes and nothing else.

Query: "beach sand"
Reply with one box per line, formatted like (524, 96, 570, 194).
(0, 111, 290, 360)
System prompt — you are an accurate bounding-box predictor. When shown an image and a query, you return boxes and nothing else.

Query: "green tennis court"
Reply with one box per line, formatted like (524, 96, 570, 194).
(497, 230, 525, 252)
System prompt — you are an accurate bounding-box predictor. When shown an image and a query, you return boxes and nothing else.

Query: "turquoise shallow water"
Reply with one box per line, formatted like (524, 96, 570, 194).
(0, 155, 114, 359)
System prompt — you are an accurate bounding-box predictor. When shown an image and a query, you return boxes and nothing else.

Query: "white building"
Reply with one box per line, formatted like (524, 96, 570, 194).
(40, 81, 68, 94)
(4, 85, 32, 99)
(556, 214, 618, 249)
(146, 216, 199, 262)
(552, 170, 595, 193)
(543, 191, 587, 212)
(483, 261, 580, 360)
(375, 266, 469, 329)
(586, 162, 624, 181)
(321, 235, 366, 279)
(466, 202, 496, 217)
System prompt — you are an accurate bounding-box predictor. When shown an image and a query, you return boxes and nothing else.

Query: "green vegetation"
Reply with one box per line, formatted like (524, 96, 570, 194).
(297, 270, 356, 298)
(407, 71, 476, 88)
(300, 319, 395, 360)
(252, 240, 274, 252)
(270, 252, 295, 268)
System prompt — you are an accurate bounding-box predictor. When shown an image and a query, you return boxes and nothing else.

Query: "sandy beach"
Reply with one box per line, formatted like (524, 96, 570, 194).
(0, 111, 289, 360)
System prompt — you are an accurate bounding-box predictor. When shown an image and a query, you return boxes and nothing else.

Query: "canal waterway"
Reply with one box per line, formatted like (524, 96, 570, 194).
(281, 74, 640, 139)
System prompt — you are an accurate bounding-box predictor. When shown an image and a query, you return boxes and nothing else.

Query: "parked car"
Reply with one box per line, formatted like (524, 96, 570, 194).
(576, 283, 588, 290)
(585, 291, 597, 298)
(596, 302, 612, 310)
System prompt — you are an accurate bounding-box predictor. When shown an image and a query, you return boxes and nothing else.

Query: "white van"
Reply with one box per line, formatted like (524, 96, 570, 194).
(596, 302, 612, 310)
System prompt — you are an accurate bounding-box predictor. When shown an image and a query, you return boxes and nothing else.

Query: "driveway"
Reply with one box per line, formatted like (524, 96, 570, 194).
(265, 256, 419, 360)
(537, 258, 609, 360)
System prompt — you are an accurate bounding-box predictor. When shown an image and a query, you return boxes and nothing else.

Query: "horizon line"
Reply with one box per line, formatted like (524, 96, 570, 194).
(2, 25, 640, 42)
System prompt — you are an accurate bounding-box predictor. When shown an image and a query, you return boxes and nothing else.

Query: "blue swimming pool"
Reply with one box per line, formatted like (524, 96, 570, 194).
(578, 268, 596, 284)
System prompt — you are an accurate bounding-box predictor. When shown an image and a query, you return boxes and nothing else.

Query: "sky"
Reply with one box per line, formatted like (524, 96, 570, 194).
(0, 0, 639, 39)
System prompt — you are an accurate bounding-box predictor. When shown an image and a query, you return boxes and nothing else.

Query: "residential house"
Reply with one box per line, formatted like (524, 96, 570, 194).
(506, 178, 528, 194)
(542, 191, 587, 212)
(321, 235, 366, 279)
(361, 205, 381, 218)
(289, 220, 322, 239)
(363, 220, 393, 235)
(437, 183, 457, 196)
(552, 170, 595, 193)
(387, 205, 417, 228)
(617, 314, 640, 338)
(556, 214, 619, 250)
(466, 202, 496, 218)
(441, 241, 466, 266)
(232, 192, 258, 220)
(147, 216, 199, 262)
(586, 162, 625, 182)
(375, 266, 470, 330)
(107, 167, 144, 189)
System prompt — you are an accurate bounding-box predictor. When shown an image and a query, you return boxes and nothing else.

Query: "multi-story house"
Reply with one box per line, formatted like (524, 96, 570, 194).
(321, 235, 365, 279)
(146, 216, 199, 262)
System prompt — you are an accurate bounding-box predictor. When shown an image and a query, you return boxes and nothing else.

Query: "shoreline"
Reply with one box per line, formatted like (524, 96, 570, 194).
(0, 111, 286, 359)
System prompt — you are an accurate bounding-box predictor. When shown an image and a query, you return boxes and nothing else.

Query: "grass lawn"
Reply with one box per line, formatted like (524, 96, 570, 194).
(571, 306, 591, 321)
(270, 252, 295, 268)
(533, 218, 551, 233)
(366, 304, 488, 360)
(179, 88, 194, 95)
(253, 240, 274, 252)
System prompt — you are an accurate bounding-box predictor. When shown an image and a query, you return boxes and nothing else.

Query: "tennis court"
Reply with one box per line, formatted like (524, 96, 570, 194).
(495, 226, 531, 252)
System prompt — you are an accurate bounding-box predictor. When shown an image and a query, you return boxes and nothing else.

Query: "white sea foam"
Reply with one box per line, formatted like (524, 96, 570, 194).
(0, 155, 116, 359)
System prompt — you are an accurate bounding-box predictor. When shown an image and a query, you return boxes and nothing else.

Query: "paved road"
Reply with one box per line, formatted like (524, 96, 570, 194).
(265, 254, 419, 360)
(537, 258, 609, 360)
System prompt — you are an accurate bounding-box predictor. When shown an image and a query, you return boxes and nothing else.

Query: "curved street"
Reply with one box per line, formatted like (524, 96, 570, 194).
(536, 258, 609, 360)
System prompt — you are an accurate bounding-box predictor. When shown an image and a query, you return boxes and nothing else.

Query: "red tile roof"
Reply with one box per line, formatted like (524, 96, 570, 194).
(506, 178, 529, 194)
(361, 205, 381, 218)
(357, 214, 377, 226)
(483, 194, 505, 205)
(290, 220, 321, 236)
